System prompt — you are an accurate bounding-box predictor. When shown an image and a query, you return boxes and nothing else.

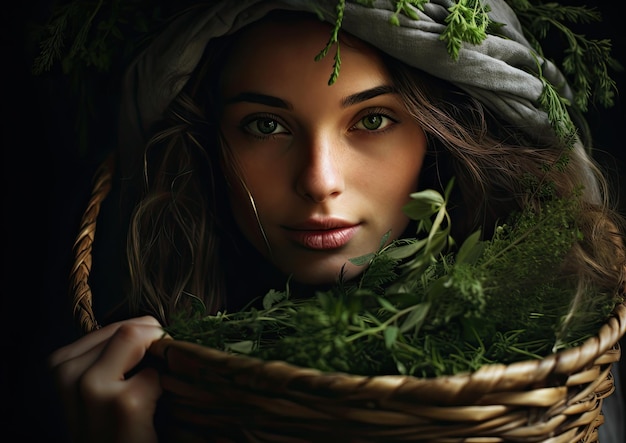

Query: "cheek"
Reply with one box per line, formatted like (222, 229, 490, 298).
(378, 170, 418, 231)
(373, 143, 426, 200)
(371, 140, 427, 232)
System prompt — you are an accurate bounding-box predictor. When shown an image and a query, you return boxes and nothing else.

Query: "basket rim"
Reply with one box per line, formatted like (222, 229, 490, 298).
(149, 301, 625, 388)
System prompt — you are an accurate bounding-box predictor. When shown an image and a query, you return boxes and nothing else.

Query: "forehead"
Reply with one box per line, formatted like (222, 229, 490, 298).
(220, 14, 388, 94)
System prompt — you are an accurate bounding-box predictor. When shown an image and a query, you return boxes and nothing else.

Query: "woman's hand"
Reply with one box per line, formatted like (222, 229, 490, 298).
(49, 316, 168, 443)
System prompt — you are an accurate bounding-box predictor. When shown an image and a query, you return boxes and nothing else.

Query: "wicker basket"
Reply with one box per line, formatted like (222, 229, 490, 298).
(71, 155, 626, 442)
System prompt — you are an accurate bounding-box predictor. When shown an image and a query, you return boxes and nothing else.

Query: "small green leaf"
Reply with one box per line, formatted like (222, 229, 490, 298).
(262, 289, 287, 309)
(378, 230, 391, 249)
(400, 302, 430, 333)
(377, 296, 399, 313)
(349, 252, 376, 266)
(403, 189, 445, 220)
(455, 229, 484, 265)
(395, 359, 407, 375)
(225, 340, 255, 354)
(384, 325, 399, 348)
(384, 238, 427, 260)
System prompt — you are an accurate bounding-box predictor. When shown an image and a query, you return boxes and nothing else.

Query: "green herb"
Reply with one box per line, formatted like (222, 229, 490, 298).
(505, 0, 621, 112)
(441, 0, 491, 60)
(167, 180, 622, 377)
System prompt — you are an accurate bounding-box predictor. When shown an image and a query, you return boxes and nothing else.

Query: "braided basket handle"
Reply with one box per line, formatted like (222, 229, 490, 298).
(69, 153, 115, 335)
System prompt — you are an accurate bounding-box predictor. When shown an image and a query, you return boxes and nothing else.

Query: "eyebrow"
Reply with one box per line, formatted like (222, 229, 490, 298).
(224, 92, 292, 109)
(223, 85, 398, 110)
(341, 85, 398, 107)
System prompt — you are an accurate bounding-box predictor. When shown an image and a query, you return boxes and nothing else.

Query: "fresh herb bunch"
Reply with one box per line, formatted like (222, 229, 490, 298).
(167, 180, 622, 378)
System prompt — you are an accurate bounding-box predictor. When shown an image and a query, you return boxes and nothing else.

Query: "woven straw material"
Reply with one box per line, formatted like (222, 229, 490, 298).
(72, 155, 626, 442)
(147, 308, 624, 442)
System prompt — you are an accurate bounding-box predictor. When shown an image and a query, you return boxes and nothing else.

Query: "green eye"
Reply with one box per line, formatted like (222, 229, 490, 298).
(361, 115, 383, 130)
(354, 113, 397, 132)
(256, 119, 278, 134)
(242, 117, 288, 137)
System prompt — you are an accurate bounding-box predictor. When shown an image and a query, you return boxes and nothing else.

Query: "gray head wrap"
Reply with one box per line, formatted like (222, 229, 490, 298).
(118, 0, 581, 179)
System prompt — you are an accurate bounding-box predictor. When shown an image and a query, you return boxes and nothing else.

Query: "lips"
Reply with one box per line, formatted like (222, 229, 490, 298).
(284, 218, 360, 250)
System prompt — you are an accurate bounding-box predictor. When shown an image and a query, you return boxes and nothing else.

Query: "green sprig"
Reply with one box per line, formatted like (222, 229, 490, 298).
(318, 0, 430, 84)
(390, 0, 427, 26)
(534, 54, 577, 144)
(315, 0, 346, 85)
(441, 0, 491, 60)
(505, 0, 622, 112)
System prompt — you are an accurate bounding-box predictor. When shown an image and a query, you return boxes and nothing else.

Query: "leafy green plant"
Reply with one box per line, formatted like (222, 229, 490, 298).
(167, 180, 622, 377)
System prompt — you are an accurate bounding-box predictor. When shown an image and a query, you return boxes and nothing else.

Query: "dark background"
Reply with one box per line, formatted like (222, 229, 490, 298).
(3, 1, 625, 440)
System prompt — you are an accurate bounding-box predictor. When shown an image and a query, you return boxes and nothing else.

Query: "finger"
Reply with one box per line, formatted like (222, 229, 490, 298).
(87, 320, 167, 379)
(51, 339, 108, 393)
(49, 317, 164, 408)
(49, 320, 162, 432)
(48, 316, 161, 369)
(112, 367, 162, 443)
(71, 365, 163, 443)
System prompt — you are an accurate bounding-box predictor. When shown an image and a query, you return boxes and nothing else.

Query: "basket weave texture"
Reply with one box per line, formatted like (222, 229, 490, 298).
(71, 155, 626, 442)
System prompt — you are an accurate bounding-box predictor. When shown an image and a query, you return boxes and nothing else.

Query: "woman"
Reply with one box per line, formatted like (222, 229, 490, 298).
(47, 1, 625, 442)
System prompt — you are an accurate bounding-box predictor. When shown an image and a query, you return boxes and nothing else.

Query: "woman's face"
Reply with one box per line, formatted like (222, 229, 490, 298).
(219, 17, 427, 285)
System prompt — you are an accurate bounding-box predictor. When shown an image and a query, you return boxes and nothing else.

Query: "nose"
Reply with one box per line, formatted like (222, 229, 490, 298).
(295, 134, 345, 203)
